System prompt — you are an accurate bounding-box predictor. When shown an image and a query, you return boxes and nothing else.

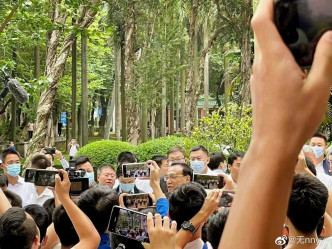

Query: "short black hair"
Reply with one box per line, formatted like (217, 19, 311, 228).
(287, 174, 328, 233)
(74, 155, 91, 169)
(97, 163, 116, 175)
(170, 162, 193, 180)
(208, 152, 226, 170)
(207, 208, 231, 249)
(78, 187, 119, 233)
(24, 204, 50, 242)
(0, 173, 8, 188)
(3, 190, 22, 208)
(43, 198, 55, 222)
(0, 207, 37, 249)
(169, 182, 207, 230)
(53, 205, 79, 247)
(151, 155, 168, 167)
(190, 145, 209, 156)
(312, 132, 328, 145)
(1, 148, 20, 163)
(116, 152, 137, 166)
(31, 154, 51, 169)
(305, 157, 317, 176)
(227, 151, 245, 166)
(167, 146, 186, 157)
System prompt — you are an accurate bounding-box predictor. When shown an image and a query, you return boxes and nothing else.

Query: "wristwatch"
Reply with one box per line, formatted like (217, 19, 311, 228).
(181, 221, 198, 234)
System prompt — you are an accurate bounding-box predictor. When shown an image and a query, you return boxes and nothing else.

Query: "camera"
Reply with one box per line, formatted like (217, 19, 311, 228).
(274, 0, 332, 67)
(65, 160, 89, 196)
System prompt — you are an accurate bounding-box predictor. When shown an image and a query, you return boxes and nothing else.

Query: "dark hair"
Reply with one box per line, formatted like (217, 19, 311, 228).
(53, 205, 79, 247)
(1, 148, 20, 163)
(0, 207, 37, 249)
(31, 154, 51, 169)
(208, 152, 226, 170)
(0, 173, 8, 188)
(3, 190, 22, 208)
(169, 182, 207, 230)
(74, 155, 91, 169)
(97, 163, 116, 175)
(167, 146, 186, 157)
(151, 155, 168, 167)
(78, 187, 119, 233)
(190, 145, 209, 156)
(170, 162, 193, 180)
(43, 198, 55, 221)
(44, 152, 54, 162)
(207, 208, 231, 249)
(305, 157, 317, 176)
(227, 151, 245, 166)
(287, 174, 328, 233)
(116, 152, 137, 166)
(23, 204, 50, 242)
(312, 132, 327, 145)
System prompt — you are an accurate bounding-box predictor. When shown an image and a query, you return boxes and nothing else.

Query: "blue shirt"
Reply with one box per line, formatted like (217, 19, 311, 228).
(156, 198, 169, 217)
(98, 233, 111, 249)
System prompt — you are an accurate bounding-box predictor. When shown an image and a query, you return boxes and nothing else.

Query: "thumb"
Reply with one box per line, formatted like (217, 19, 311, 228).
(308, 31, 332, 89)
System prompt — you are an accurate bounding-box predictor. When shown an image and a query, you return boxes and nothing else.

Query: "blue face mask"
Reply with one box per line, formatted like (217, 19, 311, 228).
(312, 146, 324, 159)
(120, 183, 135, 193)
(7, 164, 21, 177)
(190, 160, 205, 173)
(84, 172, 95, 187)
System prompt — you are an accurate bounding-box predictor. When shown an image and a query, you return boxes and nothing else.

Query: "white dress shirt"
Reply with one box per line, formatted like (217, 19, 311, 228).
(7, 176, 37, 207)
(33, 187, 54, 206)
(317, 173, 332, 191)
(316, 161, 325, 175)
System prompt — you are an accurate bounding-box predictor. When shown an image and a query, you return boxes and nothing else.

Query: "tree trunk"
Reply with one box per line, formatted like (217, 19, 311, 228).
(180, 52, 186, 133)
(239, 0, 253, 105)
(203, 18, 209, 117)
(71, 29, 77, 139)
(89, 107, 95, 137)
(141, 99, 148, 142)
(170, 80, 174, 135)
(114, 34, 122, 141)
(78, 105, 82, 146)
(25, 0, 101, 168)
(104, 89, 115, 140)
(34, 46, 40, 79)
(161, 77, 167, 137)
(121, 34, 127, 142)
(98, 95, 108, 138)
(81, 32, 88, 146)
(124, 2, 140, 145)
(176, 73, 180, 132)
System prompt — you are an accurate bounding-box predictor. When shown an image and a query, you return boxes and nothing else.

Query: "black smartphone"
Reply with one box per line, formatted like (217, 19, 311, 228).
(193, 174, 224, 189)
(108, 206, 149, 242)
(25, 168, 37, 183)
(219, 191, 235, 207)
(122, 163, 150, 178)
(44, 147, 56, 154)
(123, 194, 153, 210)
(35, 170, 58, 187)
(274, 0, 332, 67)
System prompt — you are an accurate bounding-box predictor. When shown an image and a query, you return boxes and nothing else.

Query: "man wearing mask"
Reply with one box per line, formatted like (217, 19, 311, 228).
(189, 145, 215, 175)
(74, 156, 97, 188)
(308, 133, 332, 176)
(0, 149, 36, 207)
(115, 164, 144, 195)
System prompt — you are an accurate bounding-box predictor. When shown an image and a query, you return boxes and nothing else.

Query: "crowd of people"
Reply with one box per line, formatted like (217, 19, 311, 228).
(2, 0, 332, 248)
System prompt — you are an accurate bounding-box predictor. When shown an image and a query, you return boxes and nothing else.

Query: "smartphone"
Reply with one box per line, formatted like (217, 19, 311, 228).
(108, 206, 149, 242)
(193, 174, 224, 189)
(25, 168, 37, 183)
(122, 163, 150, 178)
(219, 191, 235, 207)
(35, 170, 58, 187)
(274, 0, 332, 67)
(123, 194, 153, 210)
(44, 147, 56, 154)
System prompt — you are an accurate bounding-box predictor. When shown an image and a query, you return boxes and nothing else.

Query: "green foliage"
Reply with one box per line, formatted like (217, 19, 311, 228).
(191, 103, 252, 152)
(76, 140, 136, 168)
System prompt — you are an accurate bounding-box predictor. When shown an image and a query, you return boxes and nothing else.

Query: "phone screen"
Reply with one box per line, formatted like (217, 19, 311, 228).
(109, 206, 148, 242)
(123, 194, 153, 210)
(35, 170, 57, 187)
(122, 163, 150, 178)
(25, 169, 37, 183)
(274, 0, 332, 67)
(193, 174, 224, 189)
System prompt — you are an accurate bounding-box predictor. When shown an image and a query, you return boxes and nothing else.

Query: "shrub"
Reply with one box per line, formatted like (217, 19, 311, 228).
(76, 140, 136, 168)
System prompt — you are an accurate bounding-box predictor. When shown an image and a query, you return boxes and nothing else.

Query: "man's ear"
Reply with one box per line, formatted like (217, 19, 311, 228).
(185, 175, 190, 183)
(97, 175, 100, 181)
(228, 164, 232, 172)
(41, 235, 48, 246)
(206, 157, 210, 164)
(320, 226, 326, 238)
(33, 235, 40, 247)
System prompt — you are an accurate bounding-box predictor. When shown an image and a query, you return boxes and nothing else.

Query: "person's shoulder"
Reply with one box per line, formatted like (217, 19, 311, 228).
(316, 237, 332, 249)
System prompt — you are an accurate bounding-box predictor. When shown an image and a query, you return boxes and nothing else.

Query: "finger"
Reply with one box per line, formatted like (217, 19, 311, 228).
(147, 212, 154, 231)
(171, 220, 177, 234)
(307, 31, 332, 91)
(163, 216, 170, 229)
(55, 174, 61, 186)
(154, 213, 162, 228)
(58, 169, 68, 181)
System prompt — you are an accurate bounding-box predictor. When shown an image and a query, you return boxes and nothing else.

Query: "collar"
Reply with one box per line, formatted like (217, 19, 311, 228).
(38, 188, 54, 198)
(17, 176, 25, 184)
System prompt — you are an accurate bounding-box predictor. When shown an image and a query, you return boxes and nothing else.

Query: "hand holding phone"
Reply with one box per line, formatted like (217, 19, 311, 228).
(219, 191, 235, 207)
(122, 163, 150, 178)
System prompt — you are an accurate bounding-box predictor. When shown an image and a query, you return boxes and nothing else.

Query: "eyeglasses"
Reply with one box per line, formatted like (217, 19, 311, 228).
(103, 174, 116, 179)
(164, 174, 184, 181)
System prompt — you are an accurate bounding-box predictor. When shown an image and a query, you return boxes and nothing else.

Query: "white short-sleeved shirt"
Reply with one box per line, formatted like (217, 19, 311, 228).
(33, 188, 54, 206)
(7, 176, 37, 207)
(317, 173, 332, 191)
